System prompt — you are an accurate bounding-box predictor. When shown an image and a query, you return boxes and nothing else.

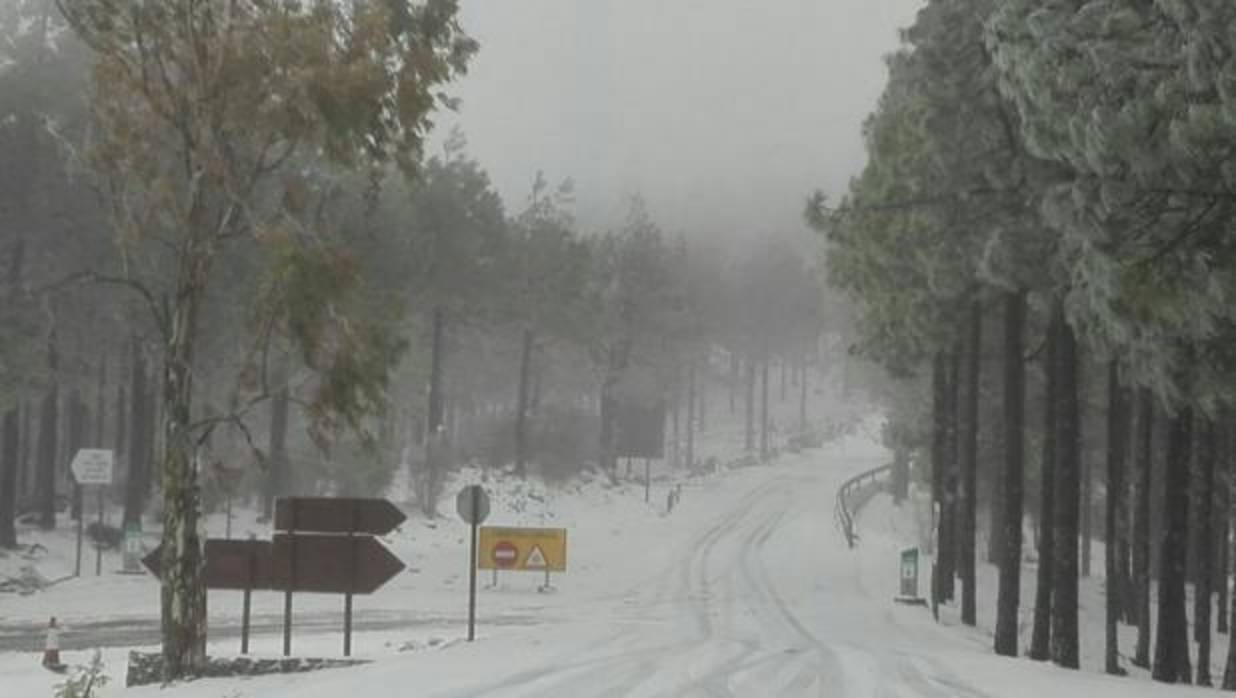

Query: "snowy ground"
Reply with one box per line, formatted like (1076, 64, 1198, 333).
(4, 401, 1227, 696)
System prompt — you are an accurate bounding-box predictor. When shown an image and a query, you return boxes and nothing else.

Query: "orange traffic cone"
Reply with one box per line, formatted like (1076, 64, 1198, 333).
(42, 617, 63, 671)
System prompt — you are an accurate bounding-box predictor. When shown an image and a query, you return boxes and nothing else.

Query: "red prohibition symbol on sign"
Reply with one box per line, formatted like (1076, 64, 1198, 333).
(492, 541, 518, 568)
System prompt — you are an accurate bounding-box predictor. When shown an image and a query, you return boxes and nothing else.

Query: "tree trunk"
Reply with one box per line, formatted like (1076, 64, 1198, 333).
(994, 290, 1025, 657)
(744, 356, 755, 452)
(1050, 314, 1081, 669)
(1029, 307, 1059, 661)
(729, 351, 737, 415)
(15, 401, 29, 504)
(940, 348, 960, 604)
(698, 362, 707, 433)
(1082, 446, 1092, 579)
(780, 358, 787, 402)
(931, 351, 947, 614)
(892, 447, 910, 505)
(1104, 361, 1127, 675)
(0, 409, 18, 548)
(960, 301, 981, 627)
(35, 339, 59, 531)
(428, 305, 447, 433)
(799, 356, 809, 434)
(760, 355, 770, 460)
(513, 327, 534, 478)
(158, 274, 208, 679)
(1153, 406, 1193, 684)
(124, 340, 148, 527)
(1194, 419, 1215, 686)
(67, 391, 85, 522)
(1132, 388, 1154, 668)
(1217, 420, 1230, 635)
(264, 357, 290, 520)
(686, 361, 696, 470)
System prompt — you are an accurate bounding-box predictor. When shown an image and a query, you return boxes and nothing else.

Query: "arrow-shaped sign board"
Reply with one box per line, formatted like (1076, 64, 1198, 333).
(70, 449, 114, 486)
(271, 533, 404, 594)
(143, 539, 274, 590)
(274, 497, 406, 536)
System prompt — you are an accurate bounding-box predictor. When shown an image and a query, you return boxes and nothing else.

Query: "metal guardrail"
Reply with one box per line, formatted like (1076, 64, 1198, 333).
(835, 463, 893, 549)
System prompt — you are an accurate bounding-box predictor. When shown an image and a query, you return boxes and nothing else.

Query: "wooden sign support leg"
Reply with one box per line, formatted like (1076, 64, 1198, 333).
(242, 543, 255, 655)
(344, 500, 357, 657)
(283, 500, 297, 657)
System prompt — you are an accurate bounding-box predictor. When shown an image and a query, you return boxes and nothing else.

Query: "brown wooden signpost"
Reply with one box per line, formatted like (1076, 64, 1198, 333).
(274, 497, 406, 657)
(143, 497, 406, 658)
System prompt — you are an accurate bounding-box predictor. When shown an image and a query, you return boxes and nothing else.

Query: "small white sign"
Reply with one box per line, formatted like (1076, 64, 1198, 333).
(71, 449, 114, 486)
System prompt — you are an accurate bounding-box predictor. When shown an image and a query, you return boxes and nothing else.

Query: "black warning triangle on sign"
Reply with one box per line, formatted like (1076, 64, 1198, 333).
(525, 545, 548, 569)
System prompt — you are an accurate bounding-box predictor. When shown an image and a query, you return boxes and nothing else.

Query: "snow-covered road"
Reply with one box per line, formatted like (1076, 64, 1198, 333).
(424, 462, 986, 697)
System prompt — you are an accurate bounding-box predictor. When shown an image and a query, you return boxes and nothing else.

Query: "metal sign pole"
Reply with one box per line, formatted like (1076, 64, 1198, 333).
(242, 544, 254, 655)
(95, 489, 104, 576)
(468, 487, 479, 642)
(344, 500, 357, 657)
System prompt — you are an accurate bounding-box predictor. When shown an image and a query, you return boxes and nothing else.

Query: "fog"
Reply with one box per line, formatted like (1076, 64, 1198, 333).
(442, 0, 925, 241)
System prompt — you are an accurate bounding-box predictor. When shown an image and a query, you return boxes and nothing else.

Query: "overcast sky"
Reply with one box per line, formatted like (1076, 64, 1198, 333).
(438, 1, 924, 244)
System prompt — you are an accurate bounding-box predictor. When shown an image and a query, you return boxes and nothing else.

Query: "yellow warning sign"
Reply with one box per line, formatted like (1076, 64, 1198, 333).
(478, 526, 567, 572)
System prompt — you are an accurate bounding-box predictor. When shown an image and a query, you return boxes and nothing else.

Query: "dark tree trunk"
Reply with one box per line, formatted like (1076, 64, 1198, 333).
(264, 358, 290, 520)
(960, 301, 981, 627)
(1194, 419, 1215, 686)
(994, 290, 1025, 657)
(1082, 447, 1092, 579)
(760, 355, 770, 460)
(124, 341, 148, 527)
(780, 358, 787, 402)
(940, 348, 960, 604)
(1050, 315, 1081, 669)
(16, 402, 29, 504)
(698, 362, 707, 433)
(1132, 388, 1154, 668)
(1153, 407, 1193, 683)
(729, 351, 737, 415)
(513, 327, 534, 478)
(428, 305, 447, 432)
(744, 356, 755, 452)
(35, 339, 59, 531)
(988, 450, 1005, 565)
(1217, 420, 1230, 635)
(0, 409, 18, 548)
(892, 447, 910, 505)
(1029, 307, 1059, 661)
(95, 353, 106, 450)
(686, 361, 696, 470)
(931, 352, 946, 614)
(799, 356, 809, 434)
(2, 238, 25, 541)
(1104, 361, 1127, 675)
(67, 390, 85, 522)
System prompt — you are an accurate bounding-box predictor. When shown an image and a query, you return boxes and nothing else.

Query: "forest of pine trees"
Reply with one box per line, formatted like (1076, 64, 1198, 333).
(814, 0, 1236, 688)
